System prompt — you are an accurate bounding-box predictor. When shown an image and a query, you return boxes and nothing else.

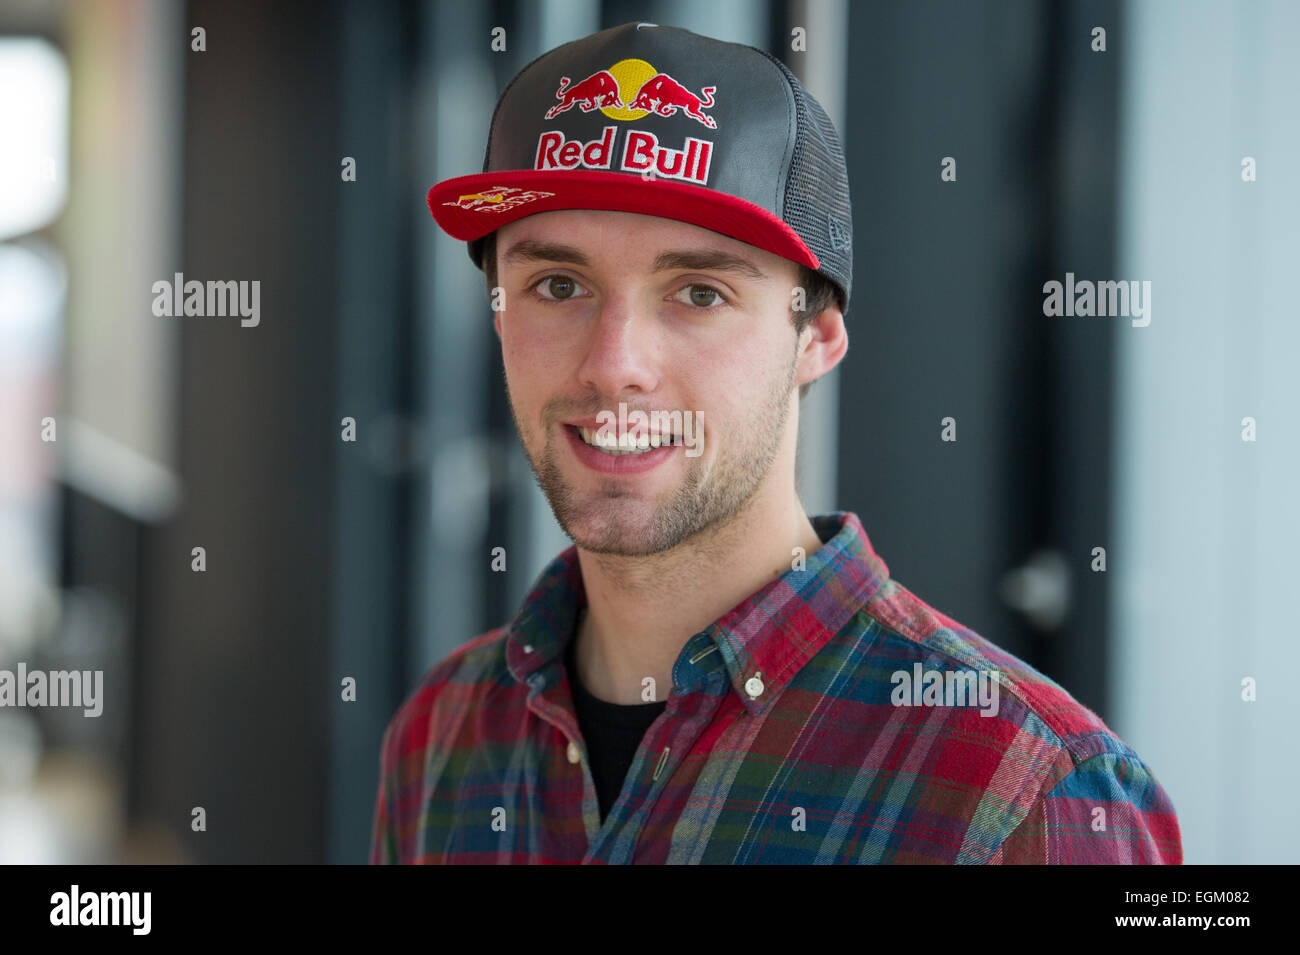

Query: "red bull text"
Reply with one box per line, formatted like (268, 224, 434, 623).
(535, 126, 713, 185)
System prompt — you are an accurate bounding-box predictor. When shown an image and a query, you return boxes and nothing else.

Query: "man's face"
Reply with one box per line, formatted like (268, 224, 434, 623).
(494, 209, 805, 556)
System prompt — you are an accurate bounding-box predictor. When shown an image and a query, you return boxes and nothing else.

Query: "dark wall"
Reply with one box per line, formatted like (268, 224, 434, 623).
(133, 0, 344, 863)
(836, 0, 1119, 713)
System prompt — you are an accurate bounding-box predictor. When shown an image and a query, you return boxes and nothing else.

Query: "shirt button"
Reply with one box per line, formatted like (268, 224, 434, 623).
(566, 741, 581, 764)
(523, 644, 534, 654)
(744, 673, 765, 699)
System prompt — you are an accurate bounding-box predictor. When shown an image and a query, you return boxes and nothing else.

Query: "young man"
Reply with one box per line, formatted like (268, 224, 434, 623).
(370, 21, 1182, 864)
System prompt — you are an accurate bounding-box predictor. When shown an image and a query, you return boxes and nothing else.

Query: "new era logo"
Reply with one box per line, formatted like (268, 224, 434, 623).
(828, 214, 850, 252)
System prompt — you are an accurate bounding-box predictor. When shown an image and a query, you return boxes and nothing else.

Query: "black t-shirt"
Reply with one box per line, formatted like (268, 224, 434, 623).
(564, 633, 668, 823)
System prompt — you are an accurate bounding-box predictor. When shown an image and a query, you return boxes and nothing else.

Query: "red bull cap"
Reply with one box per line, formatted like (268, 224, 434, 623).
(426, 20, 854, 315)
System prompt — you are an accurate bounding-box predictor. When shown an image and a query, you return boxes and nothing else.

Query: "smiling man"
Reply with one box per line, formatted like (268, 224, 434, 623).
(488, 209, 838, 713)
(370, 21, 1182, 864)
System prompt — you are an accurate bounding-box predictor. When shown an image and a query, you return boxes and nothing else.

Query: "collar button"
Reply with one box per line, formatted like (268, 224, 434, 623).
(744, 673, 765, 699)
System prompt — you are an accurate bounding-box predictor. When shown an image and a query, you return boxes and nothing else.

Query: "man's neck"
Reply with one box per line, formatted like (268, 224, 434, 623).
(570, 487, 826, 705)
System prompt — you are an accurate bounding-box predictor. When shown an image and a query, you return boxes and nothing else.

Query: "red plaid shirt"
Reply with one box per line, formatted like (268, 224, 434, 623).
(371, 512, 1182, 863)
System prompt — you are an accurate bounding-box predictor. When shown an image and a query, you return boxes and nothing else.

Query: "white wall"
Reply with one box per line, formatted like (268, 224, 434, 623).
(1111, 0, 1300, 864)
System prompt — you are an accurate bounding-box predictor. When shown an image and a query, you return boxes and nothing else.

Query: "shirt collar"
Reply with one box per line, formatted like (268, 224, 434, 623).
(504, 512, 890, 713)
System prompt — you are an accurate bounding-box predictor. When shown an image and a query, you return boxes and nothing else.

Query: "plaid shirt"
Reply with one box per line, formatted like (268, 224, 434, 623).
(370, 512, 1182, 864)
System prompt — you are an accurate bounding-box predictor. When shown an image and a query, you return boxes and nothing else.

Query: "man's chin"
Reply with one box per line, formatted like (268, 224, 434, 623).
(557, 501, 676, 556)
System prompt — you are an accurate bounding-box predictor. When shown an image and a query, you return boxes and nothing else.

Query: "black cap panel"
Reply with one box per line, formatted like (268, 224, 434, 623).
(485, 23, 795, 217)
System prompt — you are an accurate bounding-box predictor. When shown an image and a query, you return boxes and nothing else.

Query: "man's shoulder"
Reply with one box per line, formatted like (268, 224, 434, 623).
(851, 575, 1137, 768)
(838, 576, 1182, 861)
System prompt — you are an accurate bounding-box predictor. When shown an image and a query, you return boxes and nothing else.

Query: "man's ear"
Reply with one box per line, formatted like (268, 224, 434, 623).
(794, 303, 848, 390)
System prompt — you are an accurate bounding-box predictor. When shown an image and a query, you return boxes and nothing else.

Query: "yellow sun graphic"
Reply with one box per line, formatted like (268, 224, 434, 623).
(600, 58, 658, 121)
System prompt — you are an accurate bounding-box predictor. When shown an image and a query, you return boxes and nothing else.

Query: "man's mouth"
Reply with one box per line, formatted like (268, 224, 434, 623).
(571, 425, 679, 456)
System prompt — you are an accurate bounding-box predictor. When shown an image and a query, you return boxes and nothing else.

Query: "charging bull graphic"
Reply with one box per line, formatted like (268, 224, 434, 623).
(543, 65, 719, 129)
(627, 73, 717, 128)
(544, 71, 626, 118)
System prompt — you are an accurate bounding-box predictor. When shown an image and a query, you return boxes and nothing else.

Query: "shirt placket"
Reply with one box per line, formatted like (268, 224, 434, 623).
(582, 635, 732, 864)
(523, 672, 601, 856)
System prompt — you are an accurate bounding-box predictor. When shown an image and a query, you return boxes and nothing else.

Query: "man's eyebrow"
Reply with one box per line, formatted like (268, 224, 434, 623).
(653, 249, 765, 281)
(500, 239, 591, 269)
(500, 239, 765, 282)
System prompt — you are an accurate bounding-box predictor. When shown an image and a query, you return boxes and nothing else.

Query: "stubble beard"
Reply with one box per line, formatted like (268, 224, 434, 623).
(511, 351, 797, 557)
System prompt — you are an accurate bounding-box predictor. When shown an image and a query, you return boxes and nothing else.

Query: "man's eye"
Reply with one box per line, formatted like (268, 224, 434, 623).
(675, 284, 726, 308)
(531, 275, 585, 301)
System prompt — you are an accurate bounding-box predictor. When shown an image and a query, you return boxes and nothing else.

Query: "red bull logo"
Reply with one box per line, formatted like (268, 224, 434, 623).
(534, 58, 718, 185)
(443, 186, 555, 213)
(541, 58, 718, 129)
(536, 126, 712, 185)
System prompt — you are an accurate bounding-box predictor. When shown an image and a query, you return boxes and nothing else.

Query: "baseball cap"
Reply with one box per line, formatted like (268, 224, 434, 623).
(426, 20, 854, 315)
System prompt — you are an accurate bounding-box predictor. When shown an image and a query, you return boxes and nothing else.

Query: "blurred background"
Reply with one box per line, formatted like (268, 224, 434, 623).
(0, 0, 1296, 864)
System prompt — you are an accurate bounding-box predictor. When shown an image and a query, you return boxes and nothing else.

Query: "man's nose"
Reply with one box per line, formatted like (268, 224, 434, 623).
(575, 298, 661, 397)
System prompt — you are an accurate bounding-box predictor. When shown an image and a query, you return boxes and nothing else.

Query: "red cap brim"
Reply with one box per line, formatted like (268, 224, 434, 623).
(427, 169, 820, 271)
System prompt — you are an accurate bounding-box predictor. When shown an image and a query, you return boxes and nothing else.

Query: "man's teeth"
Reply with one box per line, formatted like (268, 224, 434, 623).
(577, 426, 676, 454)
